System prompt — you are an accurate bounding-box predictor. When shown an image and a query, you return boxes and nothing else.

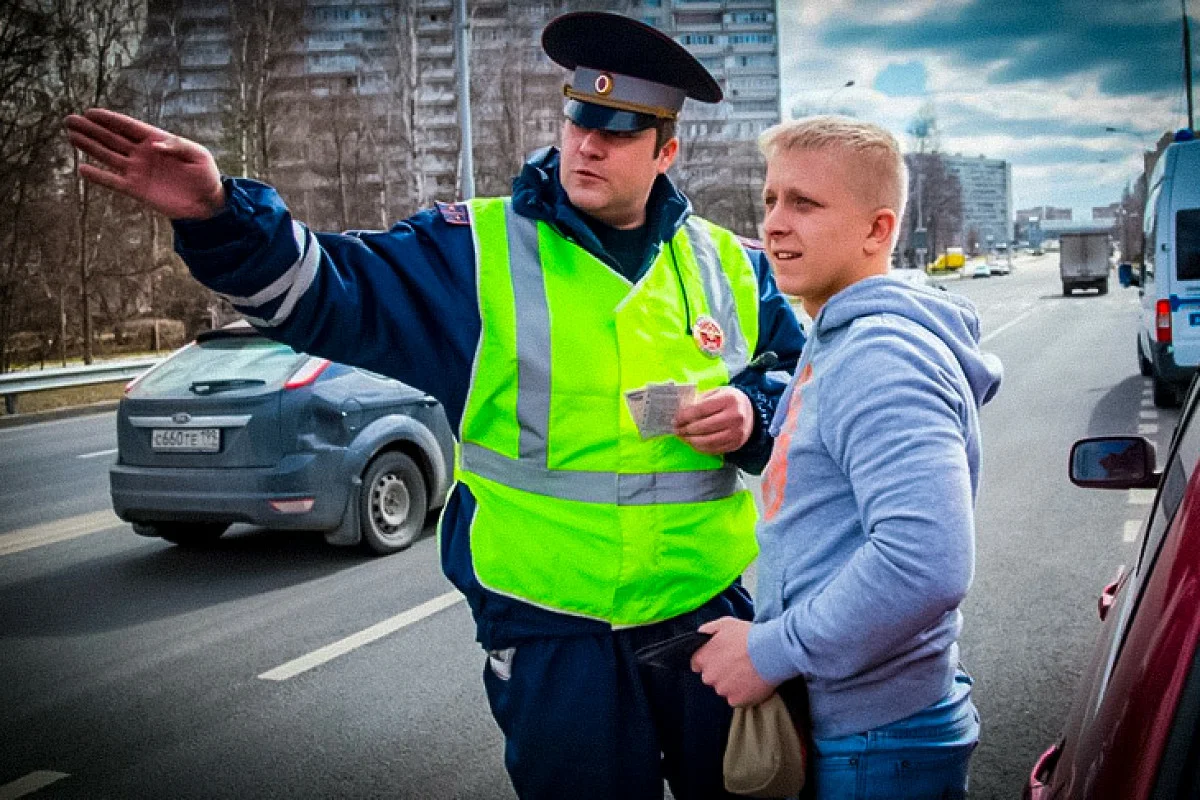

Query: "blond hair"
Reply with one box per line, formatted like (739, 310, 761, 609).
(760, 116, 908, 234)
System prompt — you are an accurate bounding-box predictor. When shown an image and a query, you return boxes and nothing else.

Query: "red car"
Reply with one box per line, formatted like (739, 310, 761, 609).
(1025, 385, 1200, 798)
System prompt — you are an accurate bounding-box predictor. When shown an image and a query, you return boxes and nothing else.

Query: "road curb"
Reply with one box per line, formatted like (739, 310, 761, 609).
(0, 400, 119, 429)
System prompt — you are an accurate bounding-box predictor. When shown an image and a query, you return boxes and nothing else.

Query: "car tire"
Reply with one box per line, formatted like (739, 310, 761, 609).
(1098, 280, 1108, 295)
(155, 523, 228, 547)
(1062, 284, 1072, 296)
(1154, 376, 1180, 408)
(1138, 339, 1153, 377)
(359, 451, 428, 555)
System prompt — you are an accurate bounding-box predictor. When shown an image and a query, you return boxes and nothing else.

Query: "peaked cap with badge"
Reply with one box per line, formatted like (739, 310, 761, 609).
(542, 11, 724, 133)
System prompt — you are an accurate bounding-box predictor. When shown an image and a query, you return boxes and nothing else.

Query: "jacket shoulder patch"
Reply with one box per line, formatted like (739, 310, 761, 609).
(436, 201, 471, 226)
(736, 235, 764, 251)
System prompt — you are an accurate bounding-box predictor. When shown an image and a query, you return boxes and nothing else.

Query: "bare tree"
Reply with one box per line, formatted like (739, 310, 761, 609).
(221, 0, 305, 181)
(901, 152, 964, 261)
(50, 0, 146, 364)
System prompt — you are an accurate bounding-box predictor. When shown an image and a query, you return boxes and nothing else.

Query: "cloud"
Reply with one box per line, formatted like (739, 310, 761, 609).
(818, 0, 1187, 96)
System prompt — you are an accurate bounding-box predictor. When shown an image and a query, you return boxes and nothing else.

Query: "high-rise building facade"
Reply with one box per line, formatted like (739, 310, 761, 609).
(136, 0, 778, 233)
(943, 153, 1013, 247)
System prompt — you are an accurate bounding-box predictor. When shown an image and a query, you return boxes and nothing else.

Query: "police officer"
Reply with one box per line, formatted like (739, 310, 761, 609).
(66, 12, 804, 799)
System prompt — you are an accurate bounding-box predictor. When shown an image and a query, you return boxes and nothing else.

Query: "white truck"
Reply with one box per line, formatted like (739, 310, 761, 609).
(1059, 230, 1111, 296)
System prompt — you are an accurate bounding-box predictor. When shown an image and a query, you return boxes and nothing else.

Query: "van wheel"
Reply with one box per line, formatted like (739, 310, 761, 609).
(1062, 284, 1071, 296)
(359, 451, 428, 555)
(1138, 340, 1153, 377)
(1153, 377, 1180, 408)
(1097, 280, 1108, 295)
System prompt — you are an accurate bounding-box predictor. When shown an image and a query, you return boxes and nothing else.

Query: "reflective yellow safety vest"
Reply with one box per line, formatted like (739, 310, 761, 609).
(456, 197, 762, 627)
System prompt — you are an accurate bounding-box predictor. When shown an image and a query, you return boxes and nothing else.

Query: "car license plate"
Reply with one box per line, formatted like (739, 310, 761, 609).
(151, 428, 220, 452)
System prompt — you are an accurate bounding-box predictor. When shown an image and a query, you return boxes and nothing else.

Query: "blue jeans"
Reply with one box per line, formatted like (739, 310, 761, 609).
(808, 671, 979, 800)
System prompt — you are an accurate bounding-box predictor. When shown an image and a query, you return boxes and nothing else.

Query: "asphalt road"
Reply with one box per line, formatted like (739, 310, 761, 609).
(0, 253, 1174, 799)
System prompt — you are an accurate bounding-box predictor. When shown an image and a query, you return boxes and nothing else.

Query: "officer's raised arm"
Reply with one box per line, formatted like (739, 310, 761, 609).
(65, 109, 226, 222)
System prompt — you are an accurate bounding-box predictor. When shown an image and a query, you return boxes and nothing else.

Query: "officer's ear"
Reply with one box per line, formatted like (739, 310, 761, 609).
(655, 136, 679, 174)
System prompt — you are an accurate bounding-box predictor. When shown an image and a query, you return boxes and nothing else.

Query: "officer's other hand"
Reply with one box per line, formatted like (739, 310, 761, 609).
(692, 617, 776, 707)
(65, 108, 225, 221)
(673, 387, 754, 454)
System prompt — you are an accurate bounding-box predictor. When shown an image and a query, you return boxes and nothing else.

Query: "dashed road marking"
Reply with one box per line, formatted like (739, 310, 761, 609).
(1141, 398, 1154, 408)
(979, 307, 1038, 345)
(1139, 423, 1160, 435)
(77, 448, 118, 460)
(1139, 410, 1158, 419)
(0, 510, 123, 557)
(1123, 520, 1143, 543)
(258, 590, 464, 682)
(0, 772, 70, 800)
(1128, 489, 1155, 505)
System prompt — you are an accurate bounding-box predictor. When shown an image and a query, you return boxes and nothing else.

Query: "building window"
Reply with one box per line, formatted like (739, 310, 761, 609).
(727, 11, 772, 24)
(727, 33, 775, 45)
(679, 34, 715, 45)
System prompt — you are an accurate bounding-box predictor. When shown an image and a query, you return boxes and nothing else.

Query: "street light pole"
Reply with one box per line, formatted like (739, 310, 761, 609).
(823, 80, 855, 112)
(455, 0, 475, 199)
(1184, 0, 1195, 130)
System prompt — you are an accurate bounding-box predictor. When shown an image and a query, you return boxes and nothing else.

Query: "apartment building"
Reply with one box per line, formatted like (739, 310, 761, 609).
(943, 153, 1013, 247)
(138, 0, 778, 231)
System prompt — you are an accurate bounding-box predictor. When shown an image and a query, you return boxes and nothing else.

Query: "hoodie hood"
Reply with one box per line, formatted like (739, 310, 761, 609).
(510, 146, 693, 252)
(812, 275, 1002, 407)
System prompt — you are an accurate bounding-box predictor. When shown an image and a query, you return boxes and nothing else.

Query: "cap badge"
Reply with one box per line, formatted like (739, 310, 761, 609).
(693, 316, 724, 357)
(594, 73, 614, 96)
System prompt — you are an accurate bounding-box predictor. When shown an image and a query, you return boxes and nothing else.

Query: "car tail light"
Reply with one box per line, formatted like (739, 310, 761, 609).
(1156, 300, 1172, 344)
(284, 357, 331, 390)
(269, 498, 315, 514)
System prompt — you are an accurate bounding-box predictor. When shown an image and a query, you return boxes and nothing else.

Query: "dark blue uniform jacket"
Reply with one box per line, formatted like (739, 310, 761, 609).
(174, 147, 805, 647)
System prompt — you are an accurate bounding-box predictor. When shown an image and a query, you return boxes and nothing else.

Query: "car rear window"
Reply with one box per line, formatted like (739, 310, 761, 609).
(133, 335, 306, 397)
(1177, 208, 1200, 281)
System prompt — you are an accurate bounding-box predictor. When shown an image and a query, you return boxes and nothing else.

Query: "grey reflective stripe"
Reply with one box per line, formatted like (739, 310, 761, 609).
(231, 222, 321, 328)
(504, 202, 552, 459)
(684, 218, 750, 376)
(461, 443, 743, 505)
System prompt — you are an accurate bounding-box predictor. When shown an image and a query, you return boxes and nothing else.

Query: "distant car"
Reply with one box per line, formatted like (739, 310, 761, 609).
(1024, 378, 1200, 799)
(989, 259, 1012, 276)
(969, 261, 992, 278)
(110, 323, 455, 555)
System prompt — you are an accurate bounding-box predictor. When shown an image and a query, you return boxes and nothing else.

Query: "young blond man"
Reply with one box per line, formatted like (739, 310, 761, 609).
(693, 117, 1002, 799)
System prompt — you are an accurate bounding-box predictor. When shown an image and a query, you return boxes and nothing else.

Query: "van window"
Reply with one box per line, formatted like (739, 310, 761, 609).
(1178, 209, 1200, 280)
(1144, 182, 1162, 280)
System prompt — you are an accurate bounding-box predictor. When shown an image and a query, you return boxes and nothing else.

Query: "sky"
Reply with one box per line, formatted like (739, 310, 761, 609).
(776, 0, 1198, 220)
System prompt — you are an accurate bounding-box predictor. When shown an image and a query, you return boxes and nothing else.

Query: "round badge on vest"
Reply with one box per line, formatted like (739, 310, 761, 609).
(693, 315, 725, 357)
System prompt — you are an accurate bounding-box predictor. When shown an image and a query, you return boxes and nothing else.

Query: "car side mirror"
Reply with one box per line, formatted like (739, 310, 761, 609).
(1070, 436, 1159, 489)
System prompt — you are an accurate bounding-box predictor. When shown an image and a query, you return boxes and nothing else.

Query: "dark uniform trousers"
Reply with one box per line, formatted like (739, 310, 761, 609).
(482, 584, 754, 800)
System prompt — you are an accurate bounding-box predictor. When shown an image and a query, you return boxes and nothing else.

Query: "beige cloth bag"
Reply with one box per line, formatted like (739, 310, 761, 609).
(723, 681, 809, 798)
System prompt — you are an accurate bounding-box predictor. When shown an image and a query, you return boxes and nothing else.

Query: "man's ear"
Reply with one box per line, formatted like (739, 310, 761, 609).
(656, 137, 679, 174)
(863, 208, 898, 256)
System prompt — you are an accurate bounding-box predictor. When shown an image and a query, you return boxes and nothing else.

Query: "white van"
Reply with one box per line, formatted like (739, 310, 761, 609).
(1133, 131, 1200, 407)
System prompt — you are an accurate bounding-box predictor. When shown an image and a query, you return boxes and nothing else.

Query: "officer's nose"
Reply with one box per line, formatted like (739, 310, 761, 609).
(577, 129, 605, 157)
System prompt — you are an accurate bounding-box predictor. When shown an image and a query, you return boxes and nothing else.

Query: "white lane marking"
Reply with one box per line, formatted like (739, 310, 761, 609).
(979, 307, 1038, 345)
(0, 510, 123, 557)
(1141, 398, 1154, 408)
(1139, 410, 1158, 420)
(258, 590, 465, 681)
(77, 448, 118, 460)
(1123, 520, 1143, 543)
(1128, 489, 1155, 505)
(1139, 423, 1160, 435)
(0, 772, 70, 800)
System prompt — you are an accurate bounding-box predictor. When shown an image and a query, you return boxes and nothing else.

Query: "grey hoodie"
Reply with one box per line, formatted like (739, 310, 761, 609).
(747, 275, 1003, 739)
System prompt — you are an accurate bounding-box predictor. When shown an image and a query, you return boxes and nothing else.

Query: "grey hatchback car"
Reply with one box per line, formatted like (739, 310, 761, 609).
(110, 323, 455, 555)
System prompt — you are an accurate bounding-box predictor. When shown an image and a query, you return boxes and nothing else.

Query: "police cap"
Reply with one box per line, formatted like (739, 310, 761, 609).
(542, 12, 723, 133)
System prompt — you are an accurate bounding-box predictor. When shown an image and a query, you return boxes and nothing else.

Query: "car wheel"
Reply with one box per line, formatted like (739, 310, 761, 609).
(158, 523, 228, 547)
(1153, 377, 1180, 408)
(1062, 284, 1071, 296)
(1138, 339, 1153, 377)
(359, 451, 428, 555)
(1098, 280, 1108, 295)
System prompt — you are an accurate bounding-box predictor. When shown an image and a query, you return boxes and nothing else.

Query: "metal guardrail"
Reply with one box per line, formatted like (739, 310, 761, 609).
(0, 357, 162, 415)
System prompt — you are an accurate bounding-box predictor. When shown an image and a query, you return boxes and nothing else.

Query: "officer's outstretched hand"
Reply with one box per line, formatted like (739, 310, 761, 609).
(673, 386, 754, 454)
(65, 108, 225, 221)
